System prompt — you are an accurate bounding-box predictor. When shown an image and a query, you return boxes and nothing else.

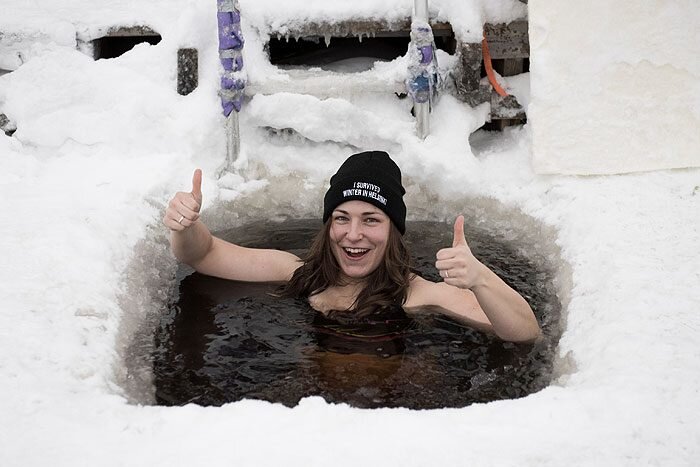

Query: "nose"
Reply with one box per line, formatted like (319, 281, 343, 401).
(346, 219, 364, 241)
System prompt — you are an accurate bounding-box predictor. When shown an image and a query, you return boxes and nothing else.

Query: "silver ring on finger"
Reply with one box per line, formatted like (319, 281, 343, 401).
(445, 270, 449, 278)
(178, 215, 185, 224)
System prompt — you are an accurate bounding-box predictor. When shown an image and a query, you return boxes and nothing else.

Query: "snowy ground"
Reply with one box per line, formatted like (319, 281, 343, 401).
(1, 1, 700, 466)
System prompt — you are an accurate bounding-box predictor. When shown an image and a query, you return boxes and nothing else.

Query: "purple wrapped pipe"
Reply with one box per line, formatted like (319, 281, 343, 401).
(217, 11, 243, 50)
(406, 20, 439, 107)
(222, 100, 240, 116)
(220, 54, 243, 73)
(221, 75, 245, 113)
(217, 0, 245, 116)
(221, 75, 245, 90)
(420, 45, 433, 64)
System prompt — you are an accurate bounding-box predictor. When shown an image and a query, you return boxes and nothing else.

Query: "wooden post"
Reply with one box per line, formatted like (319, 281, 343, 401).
(454, 43, 490, 107)
(177, 48, 199, 96)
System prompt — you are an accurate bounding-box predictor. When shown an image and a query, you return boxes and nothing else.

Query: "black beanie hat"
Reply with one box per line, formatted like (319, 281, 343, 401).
(323, 151, 407, 234)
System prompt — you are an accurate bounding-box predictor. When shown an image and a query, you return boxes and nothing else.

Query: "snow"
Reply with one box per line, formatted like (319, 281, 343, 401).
(528, 0, 700, 174)
(1, 0, 700, 466)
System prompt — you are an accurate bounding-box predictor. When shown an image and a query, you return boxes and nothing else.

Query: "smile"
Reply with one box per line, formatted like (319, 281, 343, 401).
(343, 247, 370, 258)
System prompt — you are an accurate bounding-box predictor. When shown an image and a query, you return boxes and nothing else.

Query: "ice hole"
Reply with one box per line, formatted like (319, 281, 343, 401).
(116, 193, 570, 409)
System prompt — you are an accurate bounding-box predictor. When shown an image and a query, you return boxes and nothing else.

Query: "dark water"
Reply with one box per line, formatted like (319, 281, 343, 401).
(154, 219, 561, 409)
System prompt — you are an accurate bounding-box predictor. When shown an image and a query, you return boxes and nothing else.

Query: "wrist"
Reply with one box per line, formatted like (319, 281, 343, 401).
(468, 262, 491, 290)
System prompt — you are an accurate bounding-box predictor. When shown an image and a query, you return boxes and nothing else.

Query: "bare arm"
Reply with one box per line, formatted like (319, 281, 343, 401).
(164, 170, 301, 282)
(407, 216, 541, 343)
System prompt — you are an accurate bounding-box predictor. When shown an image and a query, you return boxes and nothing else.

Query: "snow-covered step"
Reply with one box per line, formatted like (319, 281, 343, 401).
(246, 68, 407, 99)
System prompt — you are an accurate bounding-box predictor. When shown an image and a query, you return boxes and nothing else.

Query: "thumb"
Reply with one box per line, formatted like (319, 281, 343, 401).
(452, 215, 466, 247)
(191, 169, 203, 202)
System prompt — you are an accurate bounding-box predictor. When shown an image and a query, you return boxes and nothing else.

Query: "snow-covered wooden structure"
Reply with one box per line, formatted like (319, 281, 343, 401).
(83, 17, 530, 128)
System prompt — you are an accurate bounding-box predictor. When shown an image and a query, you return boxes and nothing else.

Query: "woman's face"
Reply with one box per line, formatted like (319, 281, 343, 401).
(329, 200, 391, 281)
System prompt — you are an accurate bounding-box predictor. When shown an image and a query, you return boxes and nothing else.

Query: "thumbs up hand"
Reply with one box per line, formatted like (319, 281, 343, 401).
(435, 215, 484, 289)
(164, 169, 203, 231)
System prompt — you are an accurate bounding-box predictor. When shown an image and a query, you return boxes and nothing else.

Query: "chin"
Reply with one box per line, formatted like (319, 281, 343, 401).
(338, 260, 382, 281)
(342, 269, 372, 280)
(345, 271, 372, 279)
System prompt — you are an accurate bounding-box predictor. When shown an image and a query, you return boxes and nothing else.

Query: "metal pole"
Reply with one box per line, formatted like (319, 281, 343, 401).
(226, 112, 240, 170)
(413, 0, 430, 139)
(414, 0, 428, 22)
(415, 101, 430, 139)
(217, 0, 245, 172)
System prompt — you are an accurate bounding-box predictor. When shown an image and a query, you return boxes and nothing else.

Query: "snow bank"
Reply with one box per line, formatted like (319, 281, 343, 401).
(528, 0, 700, 174)
(1, 1, 700, 466)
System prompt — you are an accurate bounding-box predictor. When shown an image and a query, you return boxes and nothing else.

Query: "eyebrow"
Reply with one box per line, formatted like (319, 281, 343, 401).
(334, 209, 382, 216)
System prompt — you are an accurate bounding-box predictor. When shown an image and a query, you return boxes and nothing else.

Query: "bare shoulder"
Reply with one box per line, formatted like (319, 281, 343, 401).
(405, 275, 493, 332)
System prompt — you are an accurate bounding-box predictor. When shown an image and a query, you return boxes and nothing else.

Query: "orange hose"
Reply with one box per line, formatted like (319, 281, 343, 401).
(482, 33, 509, 97)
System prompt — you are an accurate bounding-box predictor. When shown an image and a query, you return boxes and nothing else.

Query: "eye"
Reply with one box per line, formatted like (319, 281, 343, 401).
(364, 217, 380, 224)
(332, 215, 349, 223)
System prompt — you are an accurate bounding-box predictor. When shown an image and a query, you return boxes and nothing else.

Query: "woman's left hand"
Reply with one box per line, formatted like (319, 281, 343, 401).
(435, 215, 485, 290)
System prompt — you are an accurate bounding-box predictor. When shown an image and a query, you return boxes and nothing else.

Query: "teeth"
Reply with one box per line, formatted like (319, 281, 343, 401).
(344, 248, 368, 254)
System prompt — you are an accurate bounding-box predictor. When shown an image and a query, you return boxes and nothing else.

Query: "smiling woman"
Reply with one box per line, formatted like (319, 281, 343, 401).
(281, 200, 407, 316)
(164, 151, 541, 343)
(330, 202, 392, 279)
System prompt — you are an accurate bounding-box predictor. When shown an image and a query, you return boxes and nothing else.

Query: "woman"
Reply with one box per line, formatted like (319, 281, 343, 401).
(164, 151, 541, 343)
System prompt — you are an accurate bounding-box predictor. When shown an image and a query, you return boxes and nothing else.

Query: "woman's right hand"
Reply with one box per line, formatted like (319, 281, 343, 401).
(164, 169, 203, 231)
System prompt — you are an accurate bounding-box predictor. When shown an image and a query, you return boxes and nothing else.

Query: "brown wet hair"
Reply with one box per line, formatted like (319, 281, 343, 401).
(278, 219, 413, 317)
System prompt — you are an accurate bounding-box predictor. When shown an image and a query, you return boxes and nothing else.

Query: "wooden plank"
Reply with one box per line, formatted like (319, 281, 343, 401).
(490, 93, 526, 120)
(103, 26, 159, 37)
(490, 58, 526, 77)
(484, 21, 529, 59)
(273, 20, 454, 39)
(501, 58, 525, 77)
